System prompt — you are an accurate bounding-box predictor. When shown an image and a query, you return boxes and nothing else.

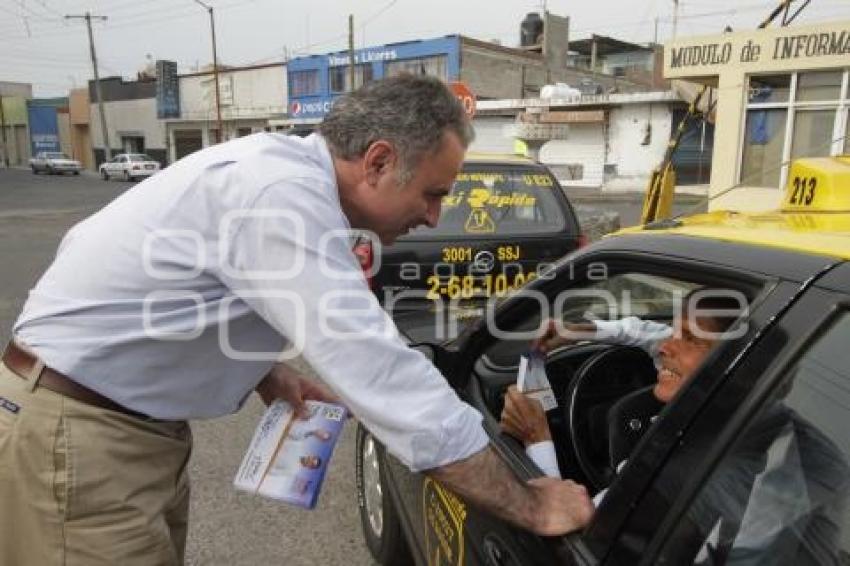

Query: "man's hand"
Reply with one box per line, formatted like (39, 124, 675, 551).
(255, 363, 340, 418)
(429, 447, 593, 537)
(527, 477, 594, 536)
(500, 386, 551, 446)
(531, 319, 597, 353)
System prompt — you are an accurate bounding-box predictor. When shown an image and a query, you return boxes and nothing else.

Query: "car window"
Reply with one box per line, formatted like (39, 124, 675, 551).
(559, 273, 702, 323)
(480, 270, 704, 369)
(46, 152, 65, 159)
(406, 164, 568, 238)
(661, 310, 850, 565)
(128, 154, 153, 162)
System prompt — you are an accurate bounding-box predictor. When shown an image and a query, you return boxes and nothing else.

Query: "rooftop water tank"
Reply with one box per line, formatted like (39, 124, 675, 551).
(520, 13, 544, 47)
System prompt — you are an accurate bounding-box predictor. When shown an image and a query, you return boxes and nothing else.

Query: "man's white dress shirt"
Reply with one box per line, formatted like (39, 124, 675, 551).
(14, 133, 488, 471)
(525, 317, 672, 495)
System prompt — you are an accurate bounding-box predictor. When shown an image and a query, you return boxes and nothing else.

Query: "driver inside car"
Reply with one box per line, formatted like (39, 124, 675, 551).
(500, 288, 744, 504)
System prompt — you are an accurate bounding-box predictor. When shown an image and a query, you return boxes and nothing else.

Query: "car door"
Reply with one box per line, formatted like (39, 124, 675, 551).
(596, 263, 850, 565)
(379, 245, 777, 566)
(381, 347, 562, 566)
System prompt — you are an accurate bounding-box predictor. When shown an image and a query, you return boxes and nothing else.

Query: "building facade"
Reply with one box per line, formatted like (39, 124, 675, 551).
(27, 97, 70, 158)
(278, 20, 649, 130)
(164, 62, 287, 162)
(665, 19, 850, 211)
(68, 88, 94, 170)
(0, 81, 33, 166)
(89, 76, 166, 167)
(476, 91, 698, 190)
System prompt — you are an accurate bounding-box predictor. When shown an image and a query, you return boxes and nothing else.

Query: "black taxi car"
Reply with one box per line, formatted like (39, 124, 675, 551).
(367, 154, 584, 310)
(355, 156, 850, 565)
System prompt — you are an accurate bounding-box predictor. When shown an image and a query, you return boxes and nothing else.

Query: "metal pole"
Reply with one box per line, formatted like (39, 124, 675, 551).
(0, 95, 9, 167)
(672, 0, 680, 39)
(193, 0, 223, 143)
(348, 14, 355, 91)
(66, 13, 111, 162)
(209, 7, 223, 142)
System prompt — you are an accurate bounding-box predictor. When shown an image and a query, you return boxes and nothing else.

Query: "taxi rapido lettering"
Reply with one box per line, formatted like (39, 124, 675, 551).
(442, 189, 537, 209)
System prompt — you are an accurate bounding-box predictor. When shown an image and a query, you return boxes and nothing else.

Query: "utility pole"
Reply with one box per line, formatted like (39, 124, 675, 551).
(348, 14, 355, 92)
(0, 95, 9, 167)
(193, 0, 223, 143)
(672, 0, 680, 39)
(66, 13, 111, 162)
(653, 17, 659, 44)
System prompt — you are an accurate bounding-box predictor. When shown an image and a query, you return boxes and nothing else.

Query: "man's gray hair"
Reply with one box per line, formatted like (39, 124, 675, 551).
(318, 74, 475, 185)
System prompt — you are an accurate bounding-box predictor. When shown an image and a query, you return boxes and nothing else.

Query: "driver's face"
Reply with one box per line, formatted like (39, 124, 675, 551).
(654, 313, 719, 403)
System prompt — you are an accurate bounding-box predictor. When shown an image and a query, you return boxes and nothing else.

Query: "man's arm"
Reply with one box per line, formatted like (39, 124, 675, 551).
(222, 183, 591, 534)
(429, 447, 592, 536)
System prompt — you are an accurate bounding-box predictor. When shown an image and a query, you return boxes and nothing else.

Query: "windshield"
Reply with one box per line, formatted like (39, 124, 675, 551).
(45, 152, 67, 159)
(128, 154, 154, 162)
(407, 164, 568, 239)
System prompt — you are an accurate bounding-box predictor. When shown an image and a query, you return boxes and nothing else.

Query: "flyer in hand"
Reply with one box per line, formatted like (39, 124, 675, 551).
(517, 351, 558, 411)
(234, 400, 347, 509)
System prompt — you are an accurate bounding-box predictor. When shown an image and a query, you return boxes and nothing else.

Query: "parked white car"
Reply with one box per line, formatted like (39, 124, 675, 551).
(99, 153, 161, 182)
(29, 152, 82, 175)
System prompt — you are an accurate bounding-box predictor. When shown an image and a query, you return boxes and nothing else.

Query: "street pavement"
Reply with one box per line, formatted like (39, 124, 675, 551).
(0, 168, 373, 566)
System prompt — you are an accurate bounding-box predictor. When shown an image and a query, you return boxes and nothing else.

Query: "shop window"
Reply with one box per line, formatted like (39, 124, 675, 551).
(329, 64, 374, 94)
(289, 70, 320, 97)
(796, 71, 843, 103)
(741, 109, 787, 188)
(741, 70, 849, 189)
(385, 55, 448, 81)
(791, 109, 836, 160)
(748, 74, 791, 104)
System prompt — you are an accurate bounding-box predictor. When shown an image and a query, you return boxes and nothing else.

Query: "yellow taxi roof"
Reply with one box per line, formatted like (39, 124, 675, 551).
(618, 156, 850, 260)
(463, 152, 536, 164)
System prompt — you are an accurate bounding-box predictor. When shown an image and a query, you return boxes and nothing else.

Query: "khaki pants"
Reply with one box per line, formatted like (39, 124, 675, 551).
(0, 362, 192, 566)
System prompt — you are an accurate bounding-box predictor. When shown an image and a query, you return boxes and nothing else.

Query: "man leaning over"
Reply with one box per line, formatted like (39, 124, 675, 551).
(0, 75, 592, 566)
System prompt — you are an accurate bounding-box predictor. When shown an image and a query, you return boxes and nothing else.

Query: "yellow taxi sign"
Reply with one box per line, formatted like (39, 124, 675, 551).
(782, 156, 850, 213)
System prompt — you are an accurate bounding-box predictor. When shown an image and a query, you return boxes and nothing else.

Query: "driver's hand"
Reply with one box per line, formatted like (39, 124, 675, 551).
(500, 386, 551, 446)
(531, 319, 597, 353)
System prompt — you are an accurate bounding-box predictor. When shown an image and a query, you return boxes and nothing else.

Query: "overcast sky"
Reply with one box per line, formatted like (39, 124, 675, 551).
(2, 0, 849, 96)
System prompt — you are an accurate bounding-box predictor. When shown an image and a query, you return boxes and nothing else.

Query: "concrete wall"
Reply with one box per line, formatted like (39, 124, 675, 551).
(69, 88, 90, 125)
(57, 110, 72, 158)
(470, 116, 517, 153)
(539, 125, 606, 188)
(178, 64, 287, 140)
(460, 44, 544, 99)
(0, 82, 32, 98)
(1, 96, 29, 124)
(90, 97, 166, 166)
(606, 102, 674, 189)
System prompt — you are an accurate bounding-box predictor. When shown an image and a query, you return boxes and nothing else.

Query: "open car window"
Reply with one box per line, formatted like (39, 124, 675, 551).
(560, 273, 702, 323)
